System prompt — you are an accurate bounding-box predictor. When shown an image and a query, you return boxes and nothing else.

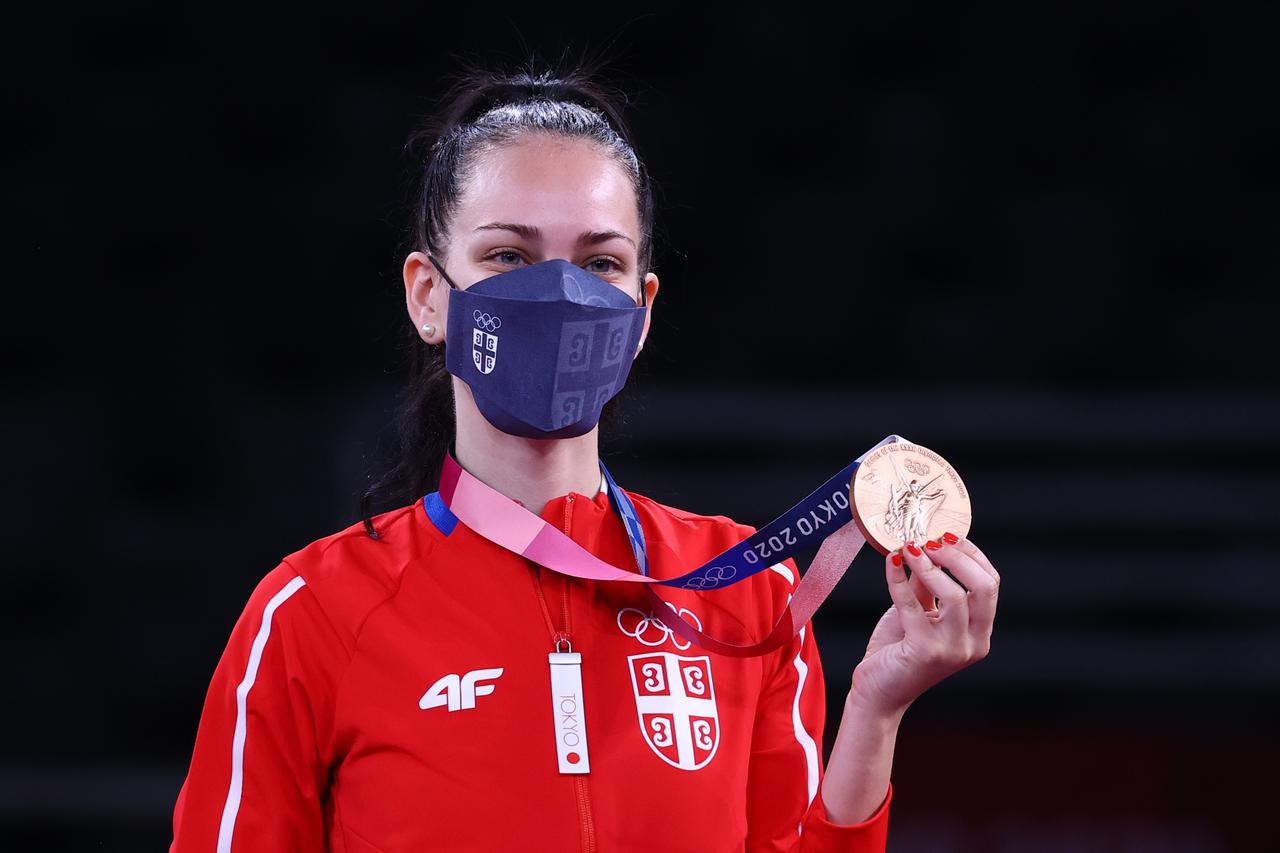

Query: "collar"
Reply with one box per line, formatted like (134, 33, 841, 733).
(422, 461, 626, 562)
(532, 473, 612, 524)
(521, 473, 625, 563)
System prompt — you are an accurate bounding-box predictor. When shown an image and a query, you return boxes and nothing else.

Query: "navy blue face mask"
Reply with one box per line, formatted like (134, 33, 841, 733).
(428, 254, 648, 439)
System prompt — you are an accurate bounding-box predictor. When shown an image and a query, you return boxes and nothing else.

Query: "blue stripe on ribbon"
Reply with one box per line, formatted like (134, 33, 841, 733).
(600, 461, 649, 576)
(597, 435, 902, 589)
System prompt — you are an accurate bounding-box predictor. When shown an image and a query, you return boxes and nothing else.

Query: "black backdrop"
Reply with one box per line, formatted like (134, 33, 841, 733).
(5, 3, 1278, 851)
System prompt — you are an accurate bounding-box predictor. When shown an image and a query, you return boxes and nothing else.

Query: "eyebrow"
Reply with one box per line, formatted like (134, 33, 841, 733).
(474, 221, 637, 250)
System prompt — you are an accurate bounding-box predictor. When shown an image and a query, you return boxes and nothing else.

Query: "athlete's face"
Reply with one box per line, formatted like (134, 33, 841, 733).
(402, 133, 659, 351)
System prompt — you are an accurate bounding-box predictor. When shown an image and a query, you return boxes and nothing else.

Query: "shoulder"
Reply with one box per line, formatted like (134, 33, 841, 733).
(623, 489, 756, 542)
(259, 501, 434, 648)
(622, 489, 796, 586)
(621, 489, 801, 648)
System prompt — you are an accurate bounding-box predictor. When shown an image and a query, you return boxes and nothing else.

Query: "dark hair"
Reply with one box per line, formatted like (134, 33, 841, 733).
(359, 54, 659, 538)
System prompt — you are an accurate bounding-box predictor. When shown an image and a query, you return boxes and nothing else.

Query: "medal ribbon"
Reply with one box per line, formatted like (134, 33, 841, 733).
(439, 433, 905, 657)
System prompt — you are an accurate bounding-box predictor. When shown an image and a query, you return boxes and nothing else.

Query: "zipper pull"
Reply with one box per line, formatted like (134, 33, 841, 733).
(548, 632, 589, 774)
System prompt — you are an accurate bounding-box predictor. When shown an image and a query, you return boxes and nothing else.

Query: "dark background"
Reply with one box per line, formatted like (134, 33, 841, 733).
(6, 3, 1278, 851)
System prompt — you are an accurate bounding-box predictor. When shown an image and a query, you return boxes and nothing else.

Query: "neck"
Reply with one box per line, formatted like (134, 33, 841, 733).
(451, 379, 602, 517)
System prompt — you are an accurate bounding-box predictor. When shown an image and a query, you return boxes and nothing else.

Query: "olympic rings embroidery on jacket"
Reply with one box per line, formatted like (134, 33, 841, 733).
(616, 602, 703, 651)
(472, 310, 502, 332)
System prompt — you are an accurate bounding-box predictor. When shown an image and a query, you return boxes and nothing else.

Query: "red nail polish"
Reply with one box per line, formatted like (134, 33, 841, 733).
(891, 552, 903, 567)
(925, 539, 942, 551)
(942, 531, 959, 545)
(906, 541, 922, 557)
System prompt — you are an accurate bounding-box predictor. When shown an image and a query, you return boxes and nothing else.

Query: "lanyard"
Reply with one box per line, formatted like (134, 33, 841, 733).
(438, 433, 903, 657)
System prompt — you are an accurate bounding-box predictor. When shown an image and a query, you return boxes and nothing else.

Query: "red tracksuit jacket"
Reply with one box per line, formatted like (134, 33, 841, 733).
(170, 473, 893, 852)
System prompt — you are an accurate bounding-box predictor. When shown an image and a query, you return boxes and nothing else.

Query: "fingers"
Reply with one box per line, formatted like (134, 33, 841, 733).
(949, 534, 1001, 586)
(905, 566, 938, 611)
(900, 540, 968, 642)
(923, 536, 998, 641)
(883, 550, 932, 634)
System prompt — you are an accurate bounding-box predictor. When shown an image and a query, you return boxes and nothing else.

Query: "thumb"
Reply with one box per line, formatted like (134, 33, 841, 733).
(885, 550, 928, 633)
(864, 604, 904, 658)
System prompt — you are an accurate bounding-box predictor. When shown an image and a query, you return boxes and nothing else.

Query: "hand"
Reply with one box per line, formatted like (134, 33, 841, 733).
(848, 533, 1000, 718)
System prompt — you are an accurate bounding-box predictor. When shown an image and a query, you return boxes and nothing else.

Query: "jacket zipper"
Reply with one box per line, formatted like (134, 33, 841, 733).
(528, 493, 597, 853)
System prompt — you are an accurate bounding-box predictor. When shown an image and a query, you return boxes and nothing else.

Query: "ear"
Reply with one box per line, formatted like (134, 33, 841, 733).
(637, 272, 659, 352)
(404, 251, 448, 343)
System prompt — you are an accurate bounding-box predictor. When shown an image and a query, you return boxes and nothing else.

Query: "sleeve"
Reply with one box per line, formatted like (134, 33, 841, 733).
(169, 562, 351, 852)
(744, 557, 893, 853)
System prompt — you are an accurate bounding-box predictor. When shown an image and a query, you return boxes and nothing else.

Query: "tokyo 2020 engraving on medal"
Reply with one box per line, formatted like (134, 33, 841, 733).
(850, 440, 973, 555)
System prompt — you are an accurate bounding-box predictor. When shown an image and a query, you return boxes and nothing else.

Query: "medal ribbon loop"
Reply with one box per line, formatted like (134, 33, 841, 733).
(438, 434, 905, 657)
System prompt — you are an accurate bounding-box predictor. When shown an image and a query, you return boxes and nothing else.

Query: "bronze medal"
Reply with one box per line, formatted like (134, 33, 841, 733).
(850, 440, 972, 555)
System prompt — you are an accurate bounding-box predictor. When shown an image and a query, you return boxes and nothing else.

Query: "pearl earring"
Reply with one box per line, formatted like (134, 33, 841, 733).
(421, 323, 436, 337)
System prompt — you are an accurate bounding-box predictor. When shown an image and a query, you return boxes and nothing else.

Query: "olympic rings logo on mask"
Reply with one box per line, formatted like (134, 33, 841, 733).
(616, 602, 703, 651)
(681, 565, 737, 590)
(472, 310, 502, 332)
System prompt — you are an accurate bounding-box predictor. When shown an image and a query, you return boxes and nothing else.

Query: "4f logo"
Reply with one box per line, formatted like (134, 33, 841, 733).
(471, 310, 501, 374)
(419, 667, 504, 712)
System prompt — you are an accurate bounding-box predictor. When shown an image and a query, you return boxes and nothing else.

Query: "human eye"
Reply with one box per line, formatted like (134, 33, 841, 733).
(482, 249, 527, 267)
(585, 256, 624, 276)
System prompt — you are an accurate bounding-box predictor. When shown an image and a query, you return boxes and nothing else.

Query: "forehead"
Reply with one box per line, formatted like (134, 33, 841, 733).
(453, 134, 639, 243)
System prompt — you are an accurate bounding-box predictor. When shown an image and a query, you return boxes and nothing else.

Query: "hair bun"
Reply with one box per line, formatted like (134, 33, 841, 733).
(458, 73, 614, 131)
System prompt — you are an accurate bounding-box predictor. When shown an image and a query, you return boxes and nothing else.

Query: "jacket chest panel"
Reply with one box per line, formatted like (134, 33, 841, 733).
(330, 561, 764, 845)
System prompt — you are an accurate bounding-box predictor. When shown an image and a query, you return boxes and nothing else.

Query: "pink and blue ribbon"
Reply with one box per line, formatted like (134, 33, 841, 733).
(435, 434, 904, 656)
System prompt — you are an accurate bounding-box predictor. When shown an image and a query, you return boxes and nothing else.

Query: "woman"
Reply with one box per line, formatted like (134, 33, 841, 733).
(170, 60, 1000, 852)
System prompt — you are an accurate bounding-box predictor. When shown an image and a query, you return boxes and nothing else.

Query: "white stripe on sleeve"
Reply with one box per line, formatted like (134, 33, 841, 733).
(767, 562, 821, 835)
(790, 625, 821, 818)
(217, 574, 307, 853)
